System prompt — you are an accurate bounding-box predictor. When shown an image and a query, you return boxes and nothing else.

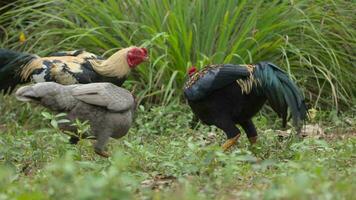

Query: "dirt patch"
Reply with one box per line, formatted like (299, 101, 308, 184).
(276, 124, 355, 141)
(323, 131, 356, 141)
(0, 124, 6, 131)
(141, 174, 177, 190)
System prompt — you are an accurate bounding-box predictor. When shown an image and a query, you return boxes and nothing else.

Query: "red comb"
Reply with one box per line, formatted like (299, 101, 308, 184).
(188, 66, 197, 76)
(141, 47, 148, 55)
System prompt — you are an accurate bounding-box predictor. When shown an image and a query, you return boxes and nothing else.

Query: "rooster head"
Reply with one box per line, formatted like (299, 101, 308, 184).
(127, 47, 149, 68)
(188, 66, 197, 77)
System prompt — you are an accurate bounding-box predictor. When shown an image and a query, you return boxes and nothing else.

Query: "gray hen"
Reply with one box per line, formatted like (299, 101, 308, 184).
(15, 82, 135, 157)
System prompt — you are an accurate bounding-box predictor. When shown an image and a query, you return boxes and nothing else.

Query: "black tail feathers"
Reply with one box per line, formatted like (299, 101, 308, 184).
(0, 48, 36, 93)
(254, 62, 307, 129)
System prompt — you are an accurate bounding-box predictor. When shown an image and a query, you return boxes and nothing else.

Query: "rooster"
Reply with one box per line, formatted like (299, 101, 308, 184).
(0, 46, 148, 92)
(15, 82, 136, 157)
(184, 62, 307, 151)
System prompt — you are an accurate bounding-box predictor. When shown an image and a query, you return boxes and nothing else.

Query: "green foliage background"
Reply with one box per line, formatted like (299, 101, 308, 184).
(0, 95, 355, 199)
(0, 0, 355, 199)
(1, 0, 355, 108)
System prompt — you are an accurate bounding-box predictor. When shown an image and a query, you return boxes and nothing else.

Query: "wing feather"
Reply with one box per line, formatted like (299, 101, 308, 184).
(71, 83, 134, 112)
(184, 64, 253, 101)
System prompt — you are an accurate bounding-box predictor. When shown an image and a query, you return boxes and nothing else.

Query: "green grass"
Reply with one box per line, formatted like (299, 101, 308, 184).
(1, 94, 355, 199)
(1, 0, 355, 109)
(0, 1, 355, 199)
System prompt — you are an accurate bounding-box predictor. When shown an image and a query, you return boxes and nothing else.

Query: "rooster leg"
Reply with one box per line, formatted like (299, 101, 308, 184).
(94, 132, 111, 158)
(216, 120, 241, 151)
(240, 119, 258, 145)
(248, 136, 257, 144)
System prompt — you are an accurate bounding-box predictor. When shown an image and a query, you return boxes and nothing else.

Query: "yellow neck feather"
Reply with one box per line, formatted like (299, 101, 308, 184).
(20, 56, 41, 81)
(90, 46, 135, 78)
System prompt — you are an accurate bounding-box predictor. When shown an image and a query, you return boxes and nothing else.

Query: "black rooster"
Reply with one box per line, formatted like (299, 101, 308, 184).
(184, 62, 307, 151)
(0, 46, 148, 92)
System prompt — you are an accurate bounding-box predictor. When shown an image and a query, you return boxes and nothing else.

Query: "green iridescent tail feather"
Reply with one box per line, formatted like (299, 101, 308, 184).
(254, 62, 307, 128)
(0, 48, 36, 92)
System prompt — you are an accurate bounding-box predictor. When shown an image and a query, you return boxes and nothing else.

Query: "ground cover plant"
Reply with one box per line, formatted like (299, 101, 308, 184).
(0, 0, 355, 199)
(0, 96, 355, 199)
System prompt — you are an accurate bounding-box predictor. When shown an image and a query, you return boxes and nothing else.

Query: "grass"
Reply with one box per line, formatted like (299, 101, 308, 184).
(0, 1, 355, 199)
(0, 0, 355, 108)
(1, 94, 355, 199)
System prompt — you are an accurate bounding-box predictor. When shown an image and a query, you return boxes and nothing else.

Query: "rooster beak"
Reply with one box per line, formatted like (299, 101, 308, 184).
(141, 47, 149, 61)
(143, 55, 149, 61)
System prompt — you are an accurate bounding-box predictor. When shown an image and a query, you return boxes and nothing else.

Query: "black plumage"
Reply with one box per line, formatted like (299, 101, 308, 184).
(184, 62, 307, 150)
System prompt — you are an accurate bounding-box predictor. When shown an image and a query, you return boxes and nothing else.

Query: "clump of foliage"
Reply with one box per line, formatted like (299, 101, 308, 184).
(0, 94, 355, 199)
(1, 0, 355, 109)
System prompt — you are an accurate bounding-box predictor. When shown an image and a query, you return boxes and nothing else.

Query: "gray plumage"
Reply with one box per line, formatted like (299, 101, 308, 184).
(15, 82, 135, 157)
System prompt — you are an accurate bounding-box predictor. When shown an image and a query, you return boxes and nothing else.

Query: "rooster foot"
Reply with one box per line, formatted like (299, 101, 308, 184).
(248, 136, 257, 145)
(94, 149, 110, 158)
(222, 134, 241, 151)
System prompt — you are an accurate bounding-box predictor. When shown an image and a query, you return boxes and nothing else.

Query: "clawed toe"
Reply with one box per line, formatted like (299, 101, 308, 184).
(248, 136, 257, 145)
(94, 149, 110, 158)
(222, 134, 241, 151)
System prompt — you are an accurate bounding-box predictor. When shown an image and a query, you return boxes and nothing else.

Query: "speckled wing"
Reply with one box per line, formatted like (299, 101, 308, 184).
(70, 83, 134, 112)
(184, 64, 255, 101)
